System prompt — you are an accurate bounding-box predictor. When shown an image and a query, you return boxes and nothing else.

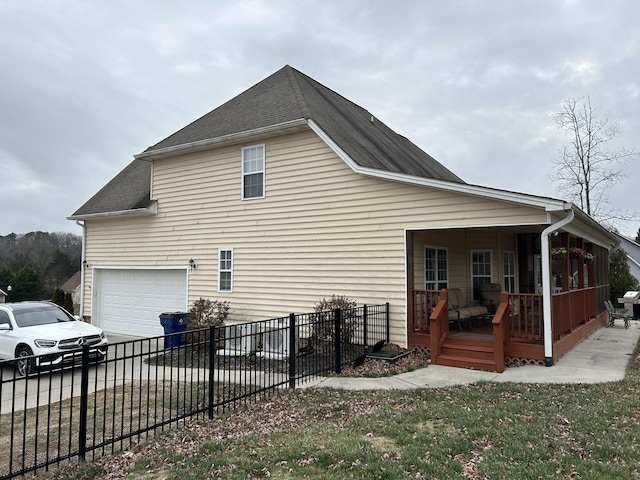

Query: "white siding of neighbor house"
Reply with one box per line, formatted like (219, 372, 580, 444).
(82, 129, 548, 345)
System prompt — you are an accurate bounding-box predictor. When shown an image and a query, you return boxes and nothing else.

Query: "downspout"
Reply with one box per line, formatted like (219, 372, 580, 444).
(75, 220, 86, 319)
(540, 205, 574, 367)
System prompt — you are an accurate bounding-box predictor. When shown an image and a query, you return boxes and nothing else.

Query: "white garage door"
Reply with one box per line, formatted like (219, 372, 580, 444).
(96, 269, 187, 337)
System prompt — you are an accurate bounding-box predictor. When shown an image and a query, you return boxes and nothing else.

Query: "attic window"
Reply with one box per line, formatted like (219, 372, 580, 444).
(242, 145, 265, 199)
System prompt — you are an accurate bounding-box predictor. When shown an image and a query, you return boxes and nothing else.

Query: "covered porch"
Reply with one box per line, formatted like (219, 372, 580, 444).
(406, 224, 611, 372)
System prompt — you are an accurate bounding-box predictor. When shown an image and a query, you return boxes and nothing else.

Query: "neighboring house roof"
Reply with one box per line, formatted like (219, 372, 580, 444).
(60, 271, 82, 292)
(0, 289, 7, 296)
(616, 233, 640, 282)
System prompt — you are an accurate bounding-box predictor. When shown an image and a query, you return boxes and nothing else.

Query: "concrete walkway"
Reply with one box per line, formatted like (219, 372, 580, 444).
(303, 320, 640, 390)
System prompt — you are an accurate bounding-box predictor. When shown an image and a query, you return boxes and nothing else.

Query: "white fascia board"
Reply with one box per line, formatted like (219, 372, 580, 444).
(135, 119, 308, 160)
(552, 208, 620, 248)
(307, 119, 568, 212)
(67, 201, 158, 221)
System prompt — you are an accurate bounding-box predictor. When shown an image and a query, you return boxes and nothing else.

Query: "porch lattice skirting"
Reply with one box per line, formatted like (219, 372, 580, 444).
(505, 356, 545, 367)
(414, 346, 545, 369)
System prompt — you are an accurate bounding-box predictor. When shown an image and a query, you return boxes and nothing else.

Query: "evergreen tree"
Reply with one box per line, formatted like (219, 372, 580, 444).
(635, 227, 640, 243)
(12, 266, 44, 302)
(52, 288, 65, 307)
(63, 292, 74, 315)
(609, 247, 640, 303)
(0, 268, 14, 298)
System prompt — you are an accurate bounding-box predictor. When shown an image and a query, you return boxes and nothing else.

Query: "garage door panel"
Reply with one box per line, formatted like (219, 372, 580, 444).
(96, 269, 187, 337)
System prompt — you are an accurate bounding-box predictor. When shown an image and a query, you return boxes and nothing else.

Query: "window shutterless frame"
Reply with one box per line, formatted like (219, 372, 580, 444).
(424, 246, 448, 290)
(241, 144, 265, 199)
(218, 248, 234, 292)
(470, 249, 492, 301)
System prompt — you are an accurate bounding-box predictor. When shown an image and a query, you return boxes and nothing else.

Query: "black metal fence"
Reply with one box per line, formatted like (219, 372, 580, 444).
(0, 303, 389, 479)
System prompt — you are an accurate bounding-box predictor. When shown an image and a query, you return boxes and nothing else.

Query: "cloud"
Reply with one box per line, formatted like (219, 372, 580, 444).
(0, 0, 638, 237)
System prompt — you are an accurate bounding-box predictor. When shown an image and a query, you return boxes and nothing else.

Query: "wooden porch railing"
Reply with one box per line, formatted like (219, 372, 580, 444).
(551, 287, 597, 340)
(428, 290, 449, 364)
(491, 292, 510, 372)
(412, 286, 604, 368)
(507, 293, 543, 342)
(412, 289, 443, 334)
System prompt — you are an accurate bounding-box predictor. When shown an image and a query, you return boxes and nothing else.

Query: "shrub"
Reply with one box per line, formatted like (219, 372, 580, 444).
(52, 288, 65, 308)
(187, 298, 230, 329)
(63, 292, 74, 315)
(312, 294, 358, 346)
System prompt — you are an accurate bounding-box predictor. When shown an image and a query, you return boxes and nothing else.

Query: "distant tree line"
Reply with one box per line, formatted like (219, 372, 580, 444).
(0, 232, 81, 302)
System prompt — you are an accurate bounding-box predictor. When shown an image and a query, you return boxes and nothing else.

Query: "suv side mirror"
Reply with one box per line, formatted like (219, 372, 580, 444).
(0, 323, 11, 331)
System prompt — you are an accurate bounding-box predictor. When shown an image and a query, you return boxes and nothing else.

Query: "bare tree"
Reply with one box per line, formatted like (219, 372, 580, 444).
(551, 96, 638, 225)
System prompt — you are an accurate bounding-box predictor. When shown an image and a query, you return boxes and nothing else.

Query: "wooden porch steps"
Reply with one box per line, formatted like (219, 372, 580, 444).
(436, 336, 498, 372)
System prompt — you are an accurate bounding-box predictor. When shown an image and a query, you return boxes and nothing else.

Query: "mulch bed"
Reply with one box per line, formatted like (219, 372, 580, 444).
(147, 342, 428, 378)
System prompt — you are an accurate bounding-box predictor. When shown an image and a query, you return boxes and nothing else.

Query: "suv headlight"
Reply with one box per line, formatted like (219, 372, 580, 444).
(34, 339, 58, 348)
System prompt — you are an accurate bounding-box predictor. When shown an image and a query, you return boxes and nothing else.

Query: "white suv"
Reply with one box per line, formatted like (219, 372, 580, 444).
(0, 302, 108, 376)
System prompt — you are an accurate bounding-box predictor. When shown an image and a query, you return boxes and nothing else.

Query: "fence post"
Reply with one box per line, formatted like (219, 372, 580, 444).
(386, 302, 390, 343)
(288, 313, 296, 388)
(334, 308, 342, 374)
(78, 344, 90, 461)
(363, 305, 368, 346)
(208, 325, 215, 420)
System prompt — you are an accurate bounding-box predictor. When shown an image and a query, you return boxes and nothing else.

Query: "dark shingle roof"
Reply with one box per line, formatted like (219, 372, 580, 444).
(72, 65, 463, 217)
(70, 159, 153, 217)
(145, 65, 463, 182)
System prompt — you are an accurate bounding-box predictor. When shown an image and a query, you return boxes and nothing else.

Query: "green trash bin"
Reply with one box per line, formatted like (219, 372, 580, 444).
(159, 312, 188, 348)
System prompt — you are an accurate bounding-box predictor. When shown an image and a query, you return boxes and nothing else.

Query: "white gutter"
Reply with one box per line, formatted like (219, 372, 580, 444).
(75, 219, 86, 319)
(540, 206, 575, 366)
(67, 201, 158, 221)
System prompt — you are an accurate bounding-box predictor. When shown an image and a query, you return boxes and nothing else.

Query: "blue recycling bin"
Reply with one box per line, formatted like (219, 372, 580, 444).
(159, 312, 188, 348)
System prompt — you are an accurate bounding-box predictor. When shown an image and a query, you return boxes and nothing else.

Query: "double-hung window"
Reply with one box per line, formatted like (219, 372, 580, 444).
(425, 247, 448, 290)
(242, 145, 265, 199)
(218, 248, 233, 292)
(471, 250, 492, 300)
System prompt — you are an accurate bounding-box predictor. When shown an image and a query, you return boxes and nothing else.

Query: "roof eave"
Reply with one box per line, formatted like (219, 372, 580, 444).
(135, 119, 309, 160)
(67, 201, 158, 221)
(308, 119, 567, 211)
(308, 119, 619, 245)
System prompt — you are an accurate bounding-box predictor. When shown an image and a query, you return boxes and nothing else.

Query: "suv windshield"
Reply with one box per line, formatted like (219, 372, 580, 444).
(13, 305, 74, 328)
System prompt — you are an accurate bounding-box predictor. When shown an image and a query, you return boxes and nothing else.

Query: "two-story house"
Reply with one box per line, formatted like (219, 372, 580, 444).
(69, 65, 617, 371)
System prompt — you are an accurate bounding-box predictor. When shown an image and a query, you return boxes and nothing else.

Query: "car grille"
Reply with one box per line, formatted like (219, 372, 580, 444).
(58, 334, 103, 350)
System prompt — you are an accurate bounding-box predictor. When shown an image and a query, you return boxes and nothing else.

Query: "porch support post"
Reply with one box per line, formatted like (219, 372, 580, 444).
(541, 207, 575, 366)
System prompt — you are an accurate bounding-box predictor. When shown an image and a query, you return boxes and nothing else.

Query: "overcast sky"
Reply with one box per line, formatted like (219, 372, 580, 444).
(1, 0, 638, 238)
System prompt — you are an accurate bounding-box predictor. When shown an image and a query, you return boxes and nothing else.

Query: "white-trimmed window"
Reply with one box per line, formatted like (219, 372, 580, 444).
(218, 248, 233, 292)
(242, 144, 265, 199)
(425, 246, 448, 290)
(503, 251, 516, 293)
(471, 250, 492, 300)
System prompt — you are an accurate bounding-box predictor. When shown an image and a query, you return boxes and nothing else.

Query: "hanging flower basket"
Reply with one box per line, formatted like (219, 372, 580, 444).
(584, 252, 594, 263)
(551, 247, 567, 260)
(568, 247, 586, 259)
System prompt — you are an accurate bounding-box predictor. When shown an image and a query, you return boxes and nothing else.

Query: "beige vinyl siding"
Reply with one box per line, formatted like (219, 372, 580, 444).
(83, 129, 549, 345)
